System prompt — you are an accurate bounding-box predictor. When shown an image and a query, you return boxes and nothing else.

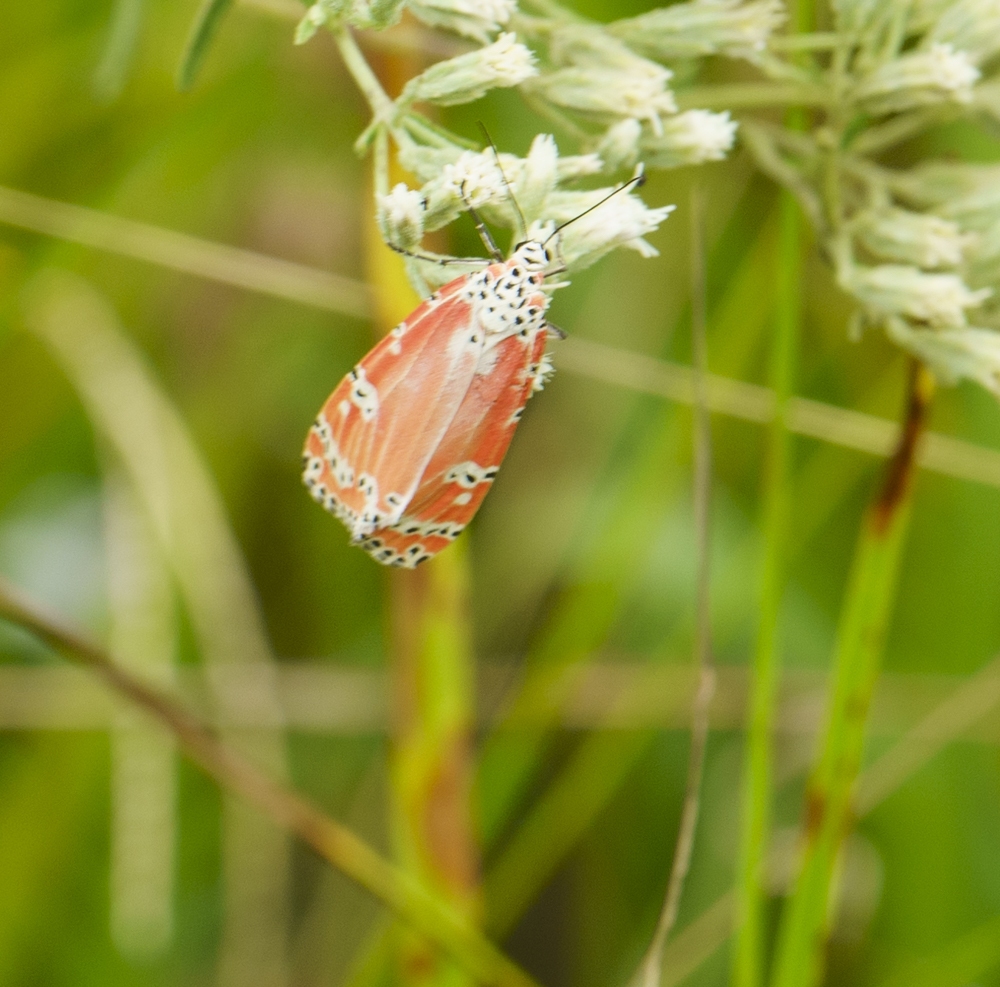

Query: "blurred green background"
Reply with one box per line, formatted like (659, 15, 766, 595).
(2, 3, 1000, 987)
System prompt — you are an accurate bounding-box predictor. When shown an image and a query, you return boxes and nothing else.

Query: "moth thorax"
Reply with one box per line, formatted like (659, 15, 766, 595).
(467, 258, 550, 338)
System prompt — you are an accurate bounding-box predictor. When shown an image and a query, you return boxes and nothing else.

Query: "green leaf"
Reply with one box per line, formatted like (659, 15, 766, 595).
(93, 0, 146, 102)
(177, 0, 235, 92)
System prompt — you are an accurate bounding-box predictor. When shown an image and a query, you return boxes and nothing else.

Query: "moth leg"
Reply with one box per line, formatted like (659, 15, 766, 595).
(382, 239, 488, 268)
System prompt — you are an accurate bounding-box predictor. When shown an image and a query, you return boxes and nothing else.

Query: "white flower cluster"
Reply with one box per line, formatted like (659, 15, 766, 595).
(836, 180, 997, 390)
(840, 263, 988, 330)
(381, 134, 673, 286)
(289, 0, 781, 301)
(523, 21, 743, 172)
(296, 0, 770, 179)
(295, 0, 1000, 406)
(853, 208, 977, 270)
(858, 163, 1000, 397)
(716, 0, 1000, 402)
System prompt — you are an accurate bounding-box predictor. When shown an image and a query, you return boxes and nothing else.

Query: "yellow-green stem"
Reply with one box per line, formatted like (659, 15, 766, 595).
(389, 544, 480, 987)
(771, 362, 935, 987)
(363, 102, 480, 987)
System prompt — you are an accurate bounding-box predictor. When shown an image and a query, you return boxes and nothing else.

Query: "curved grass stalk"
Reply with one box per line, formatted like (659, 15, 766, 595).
(93, 0, 146, 101)
(103, 471, 177, 958)
(178, 0, 235, 90)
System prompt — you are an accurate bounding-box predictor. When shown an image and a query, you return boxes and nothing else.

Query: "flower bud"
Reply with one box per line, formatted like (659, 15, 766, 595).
(853, 43, 980, 115)
(610, 0, 785, 60)
(842, 263, 989, 328)
(886, 318, 1000, 396)
(515, 134, 559, 222)
(527, 28, 676, 132)
(854, 208, 975, 268)
(407, 0, 516, 45)
(642, 110, 738, 167)
(377, 183, 425, 251)
(400, 32, 537, 106)
(543, 187, 676, 271)
(597, 119, 643, 170)
(417, 148, 516, 230)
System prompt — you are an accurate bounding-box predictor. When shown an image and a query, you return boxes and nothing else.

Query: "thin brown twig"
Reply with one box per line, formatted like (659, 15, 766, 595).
(0, 574, 538, 987)
(636, 183, 717, 987)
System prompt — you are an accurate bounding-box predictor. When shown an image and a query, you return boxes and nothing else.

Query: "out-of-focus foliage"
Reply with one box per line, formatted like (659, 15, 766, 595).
(1, 2, 1000, 987)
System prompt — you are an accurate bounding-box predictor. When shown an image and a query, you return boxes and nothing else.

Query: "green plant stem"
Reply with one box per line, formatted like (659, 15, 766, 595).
(733, 187, 802, 987)
(0, 575, 537, 987)
(334, 26, 396, 122)
(771, 361, 935, 987)
(734, 0, 812, 972)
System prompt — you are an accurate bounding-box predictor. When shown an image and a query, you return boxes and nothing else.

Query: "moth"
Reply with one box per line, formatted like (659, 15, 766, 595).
(303, 163, 645, 567)
(302, 237, 556, 568)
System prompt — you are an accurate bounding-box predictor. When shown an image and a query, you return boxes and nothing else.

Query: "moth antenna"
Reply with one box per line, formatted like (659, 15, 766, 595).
(478, 122, 528, 245)
(543, 172, 646, 248)
(459, 179, 503, 261)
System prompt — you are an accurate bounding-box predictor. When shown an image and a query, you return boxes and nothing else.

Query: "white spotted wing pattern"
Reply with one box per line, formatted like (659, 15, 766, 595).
(303, 241, 555, 567)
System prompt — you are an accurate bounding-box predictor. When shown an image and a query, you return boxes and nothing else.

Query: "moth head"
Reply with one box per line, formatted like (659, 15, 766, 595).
(512, 240, 550, 274)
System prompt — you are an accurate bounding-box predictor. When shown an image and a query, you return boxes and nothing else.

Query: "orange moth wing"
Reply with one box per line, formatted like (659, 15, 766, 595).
(359, 323, 551, 566)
